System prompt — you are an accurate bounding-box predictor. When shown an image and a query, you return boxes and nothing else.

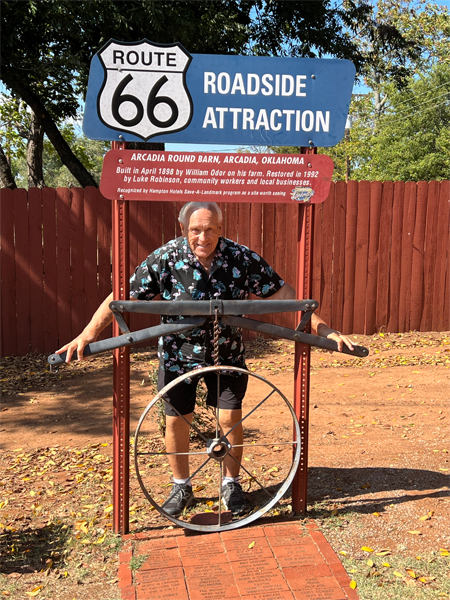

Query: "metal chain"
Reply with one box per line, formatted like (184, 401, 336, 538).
(213, 307, 220, 367)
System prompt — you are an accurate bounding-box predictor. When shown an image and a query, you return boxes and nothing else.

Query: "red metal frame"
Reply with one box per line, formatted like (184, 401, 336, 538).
(111, 147, 317, 533)
(112, 141, 131, 534)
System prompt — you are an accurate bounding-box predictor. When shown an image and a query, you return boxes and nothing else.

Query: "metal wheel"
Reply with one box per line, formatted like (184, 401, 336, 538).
(134, 365, 301, 532)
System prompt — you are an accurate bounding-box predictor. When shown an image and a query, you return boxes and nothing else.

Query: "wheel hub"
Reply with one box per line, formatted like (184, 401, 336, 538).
(206, 437, 231, 462)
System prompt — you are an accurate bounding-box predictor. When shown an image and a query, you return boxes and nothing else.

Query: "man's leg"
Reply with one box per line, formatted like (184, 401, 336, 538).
(219, 408, 243, 478)
(158, 368, 197, 517)
(165, 413, 193, 480)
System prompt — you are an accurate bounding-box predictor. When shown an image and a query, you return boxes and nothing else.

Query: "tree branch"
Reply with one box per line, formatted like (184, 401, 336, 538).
(1, 71, 97, 187)
(0, 144, 17, 189)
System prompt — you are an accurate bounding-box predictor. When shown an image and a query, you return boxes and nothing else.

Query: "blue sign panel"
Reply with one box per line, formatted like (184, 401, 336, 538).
(83, 39, 355, 147)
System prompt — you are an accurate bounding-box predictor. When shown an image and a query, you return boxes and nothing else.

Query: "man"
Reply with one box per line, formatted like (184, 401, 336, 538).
(57, 201, 353, 518)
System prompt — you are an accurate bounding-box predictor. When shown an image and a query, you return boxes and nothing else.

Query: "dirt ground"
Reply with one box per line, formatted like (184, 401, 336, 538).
(0, 331, 449, 599)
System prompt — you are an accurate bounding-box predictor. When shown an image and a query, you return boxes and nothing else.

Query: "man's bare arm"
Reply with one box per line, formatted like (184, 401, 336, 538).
(55, 292, 114, 362)
(264, 283, 353, 352)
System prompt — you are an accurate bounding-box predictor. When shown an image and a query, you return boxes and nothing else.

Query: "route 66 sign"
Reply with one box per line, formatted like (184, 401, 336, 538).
(96, 40, 193, 140)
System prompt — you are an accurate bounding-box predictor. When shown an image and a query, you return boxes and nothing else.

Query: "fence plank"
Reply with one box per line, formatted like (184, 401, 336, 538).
(149, 201, 164, 252)
(262, 204, 275, 328)
(83, 188, 99, 336)
(225, 202, 238, 243)
(163, 201, 177, 245)
(128, 201, 139, 276)
(312, 201, 323, 315)
(432, 181, 450, 331)
(399, 182, 416, 332)
(387, 182, 404, 332)
(250, 203, 262, 256)
(28, 188, 45, 352)
(441, 181, 450, 330)
(410, 182, 428, 331)
(13, 189, 31, 355)
(272, 204, 287, 331)
(97, 192, 112, 341)
(70, 188, 85, 337)
(342, 181, 358, 334)
(420, 181, 439, 331)
(376, 181, 393, 331)
(353, 181, 370, 333)
(285, 203, 298, 330)
(42, 188, 58, 353)
(331, 182, 347, 332)
(320, 184, 335, 327)
(238, 203, 251, 248)
(1, 189, 18, 356)
(56, 188, 72, 346)
(249, 203, 264, 330)
(366, 181, 382, 334)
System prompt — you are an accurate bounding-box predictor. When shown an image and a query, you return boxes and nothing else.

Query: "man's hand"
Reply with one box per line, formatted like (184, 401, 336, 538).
(55, 330, 98, 363)
(312, 314, 354, 353)
(323, 330, 354, 353)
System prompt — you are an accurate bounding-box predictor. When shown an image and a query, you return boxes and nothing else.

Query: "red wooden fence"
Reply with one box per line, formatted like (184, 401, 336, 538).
(1, 181, 449, 357)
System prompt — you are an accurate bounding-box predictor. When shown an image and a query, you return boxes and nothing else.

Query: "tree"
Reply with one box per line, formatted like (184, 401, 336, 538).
(348, 63, 450, 181)
(1, 0, 373, 188)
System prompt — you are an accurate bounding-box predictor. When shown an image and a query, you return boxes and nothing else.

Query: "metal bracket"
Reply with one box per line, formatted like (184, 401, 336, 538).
(48, 300, 369, 367)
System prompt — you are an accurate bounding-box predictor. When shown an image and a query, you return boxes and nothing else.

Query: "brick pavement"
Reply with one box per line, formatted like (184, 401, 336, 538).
(118, 521, 359, 600)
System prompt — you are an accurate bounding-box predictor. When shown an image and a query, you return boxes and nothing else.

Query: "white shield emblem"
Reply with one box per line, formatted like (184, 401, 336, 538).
(98, 40, 193, 140)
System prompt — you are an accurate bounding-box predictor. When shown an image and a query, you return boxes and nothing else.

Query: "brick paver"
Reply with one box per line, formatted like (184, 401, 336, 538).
(118, 521, 359, 600)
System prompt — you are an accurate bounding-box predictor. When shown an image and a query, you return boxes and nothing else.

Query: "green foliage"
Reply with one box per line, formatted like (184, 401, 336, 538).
(9, 125, 109, 189)
(42, 126, 109, 188)
(0, 96, 29, 160)
(348, 63, 450, 181)
(376, 0, 450, 70)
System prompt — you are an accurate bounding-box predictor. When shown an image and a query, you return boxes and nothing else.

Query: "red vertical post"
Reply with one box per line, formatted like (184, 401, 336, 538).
(112, 140, 130, 535)
(292, 148, 316, 514)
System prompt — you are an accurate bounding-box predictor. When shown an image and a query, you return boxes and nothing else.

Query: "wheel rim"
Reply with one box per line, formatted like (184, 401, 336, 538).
(134, 365, 301, 532)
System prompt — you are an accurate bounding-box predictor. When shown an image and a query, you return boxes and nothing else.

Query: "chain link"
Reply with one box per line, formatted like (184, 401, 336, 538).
(213, 307, 220, 367)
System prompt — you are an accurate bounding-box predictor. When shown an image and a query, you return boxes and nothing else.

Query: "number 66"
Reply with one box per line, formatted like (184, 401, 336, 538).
(111, 74, 178, 128)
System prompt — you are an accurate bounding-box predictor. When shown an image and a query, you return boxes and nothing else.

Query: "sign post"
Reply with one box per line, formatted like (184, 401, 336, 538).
(83, 39, 355, 534)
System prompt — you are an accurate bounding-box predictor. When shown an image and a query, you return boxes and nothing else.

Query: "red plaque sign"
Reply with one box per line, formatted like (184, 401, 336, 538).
(100, 150, 334, 204)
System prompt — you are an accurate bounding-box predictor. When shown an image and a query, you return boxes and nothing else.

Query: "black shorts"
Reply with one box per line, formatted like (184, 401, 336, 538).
(157, 369, 248, 417)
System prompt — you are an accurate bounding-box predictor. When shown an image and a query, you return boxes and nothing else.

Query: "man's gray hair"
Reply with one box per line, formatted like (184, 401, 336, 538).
(178, 202, 223, 228)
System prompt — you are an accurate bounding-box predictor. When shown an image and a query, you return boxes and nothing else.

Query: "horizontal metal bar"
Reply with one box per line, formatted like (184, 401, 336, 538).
(109, 299, 319, 316)
(47, 318, 206, 366)
(222, 316, 369, 358)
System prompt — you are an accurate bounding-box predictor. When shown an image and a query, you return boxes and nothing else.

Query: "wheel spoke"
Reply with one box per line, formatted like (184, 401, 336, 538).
(231, 441, 297, 449)
(218, 461, 223, 527)
(186, 455, 213, 486)
(159, 395, 210, 443)
(136, 450, 208, 456)
(226, 451, 277, 501)
(224, 389, 276, 438)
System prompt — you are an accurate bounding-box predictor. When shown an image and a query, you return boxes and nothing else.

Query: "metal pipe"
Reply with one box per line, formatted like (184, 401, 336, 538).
(109, 299, 319, 316)
(47, 318, 206, 366)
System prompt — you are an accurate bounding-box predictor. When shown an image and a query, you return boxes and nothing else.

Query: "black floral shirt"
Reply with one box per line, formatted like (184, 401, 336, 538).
(129, 236, 285, 374)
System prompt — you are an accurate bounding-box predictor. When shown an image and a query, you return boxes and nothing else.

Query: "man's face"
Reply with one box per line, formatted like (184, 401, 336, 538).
(181, 209, 222, 263)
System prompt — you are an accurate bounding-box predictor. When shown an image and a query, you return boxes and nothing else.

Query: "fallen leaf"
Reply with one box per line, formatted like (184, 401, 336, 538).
(25, 586, 44, 597)
(248, 541, 255, 549)
(361, 546, 374, 552)
(408, 531, 422, 535)
(349, 580, 357, 590)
